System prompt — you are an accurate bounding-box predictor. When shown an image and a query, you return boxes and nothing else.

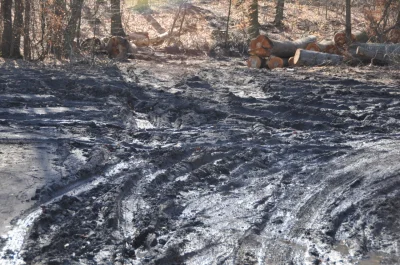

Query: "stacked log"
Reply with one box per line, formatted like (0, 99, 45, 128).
(247, 56, 265, 69)
(247, 35, 317, 69)
(267, 56, 289, 69)
(246, 30, 400, 69)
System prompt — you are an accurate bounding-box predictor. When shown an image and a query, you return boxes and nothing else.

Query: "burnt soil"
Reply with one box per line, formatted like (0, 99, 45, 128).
(0, 58, 400, 265)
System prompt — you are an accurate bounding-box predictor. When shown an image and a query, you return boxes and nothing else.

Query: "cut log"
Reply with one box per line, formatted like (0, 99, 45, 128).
(334, 32, 353, 47)
(267, 56, 287, 69)
(356, 46, 400, 64)
(347, 43, 400, 63)
(306, 42, 320, 52)
(249, 35, 273, 50)
(334, 31, 368, 47)
(334, 32, 348, 47)
(288, 57, 295, 67)
(106, 36, 137, 60)
(127, 32, 150, 47)
(293, 49, 344, 66)
(248, 47, 271, 57)
(317, 40, 336, 53)
(247, 56, 264, 68)
(266, 35, 317, 58)
(350, 43, 400, 54)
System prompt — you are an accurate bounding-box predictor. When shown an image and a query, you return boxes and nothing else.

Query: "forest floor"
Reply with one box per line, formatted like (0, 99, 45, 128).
(0, 55, 400, 265)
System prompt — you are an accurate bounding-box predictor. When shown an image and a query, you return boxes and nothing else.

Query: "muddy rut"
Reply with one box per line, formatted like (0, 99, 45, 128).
(0, 60, 400, 265)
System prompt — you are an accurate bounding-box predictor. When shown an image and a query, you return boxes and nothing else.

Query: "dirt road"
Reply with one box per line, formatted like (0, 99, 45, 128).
(0, 59, 399, 265)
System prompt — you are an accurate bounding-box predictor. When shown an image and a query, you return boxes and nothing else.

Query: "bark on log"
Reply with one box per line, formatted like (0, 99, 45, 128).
(267, 35, 317, 58)
(306, 42, 320, 52)
(267, 56, 284, 69)
(356, 46, 400, 64)
(247, 55, 264, 68)
(347, 43, 400, 63)
(294, 49, 344, 66)
(350, 43, 400, 54)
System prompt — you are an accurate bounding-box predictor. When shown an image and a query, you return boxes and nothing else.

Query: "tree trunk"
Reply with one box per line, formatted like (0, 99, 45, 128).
(1, 0, 13, 58)
(294, 49, 344, 66)
(23, 0, 30, 59)
(274, 0, 285, 26)
(266, 35, 317, 58)
(64, 0, 84, 57)
(225, 0, 232, 48)
(11, 0, 24, 58)
(110, 0, 125, 36)
(345, 0, 351, 44)
(53, 0, 66, 59)
(247, 0, 259, 38)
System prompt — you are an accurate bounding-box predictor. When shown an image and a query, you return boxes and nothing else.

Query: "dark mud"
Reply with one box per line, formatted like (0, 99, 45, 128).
(1, 59, 400, 265)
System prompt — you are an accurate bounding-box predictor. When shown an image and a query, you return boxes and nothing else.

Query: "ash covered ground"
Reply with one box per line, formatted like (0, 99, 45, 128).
(0, 58, 400, 265)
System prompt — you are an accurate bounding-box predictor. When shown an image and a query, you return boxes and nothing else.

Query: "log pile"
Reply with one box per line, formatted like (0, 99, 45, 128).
(247, 30, 400, 69)
(247, 35, 317, 69)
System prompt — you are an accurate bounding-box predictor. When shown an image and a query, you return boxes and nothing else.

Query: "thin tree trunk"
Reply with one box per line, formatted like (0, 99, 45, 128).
(53, 0, 65, 59)
(11, 0, 24, 58)
(110, 0, 125, 36)
(24, 0, 31, 59)
(64, 0, 84, 57)
(40, 0, 46, 57)
(345, 0, 351, 44)
(1, 0, 13, 58)
(247, 0, 259, 38)
(274, 0, 285, 26)
(225, 0, 232, 48)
